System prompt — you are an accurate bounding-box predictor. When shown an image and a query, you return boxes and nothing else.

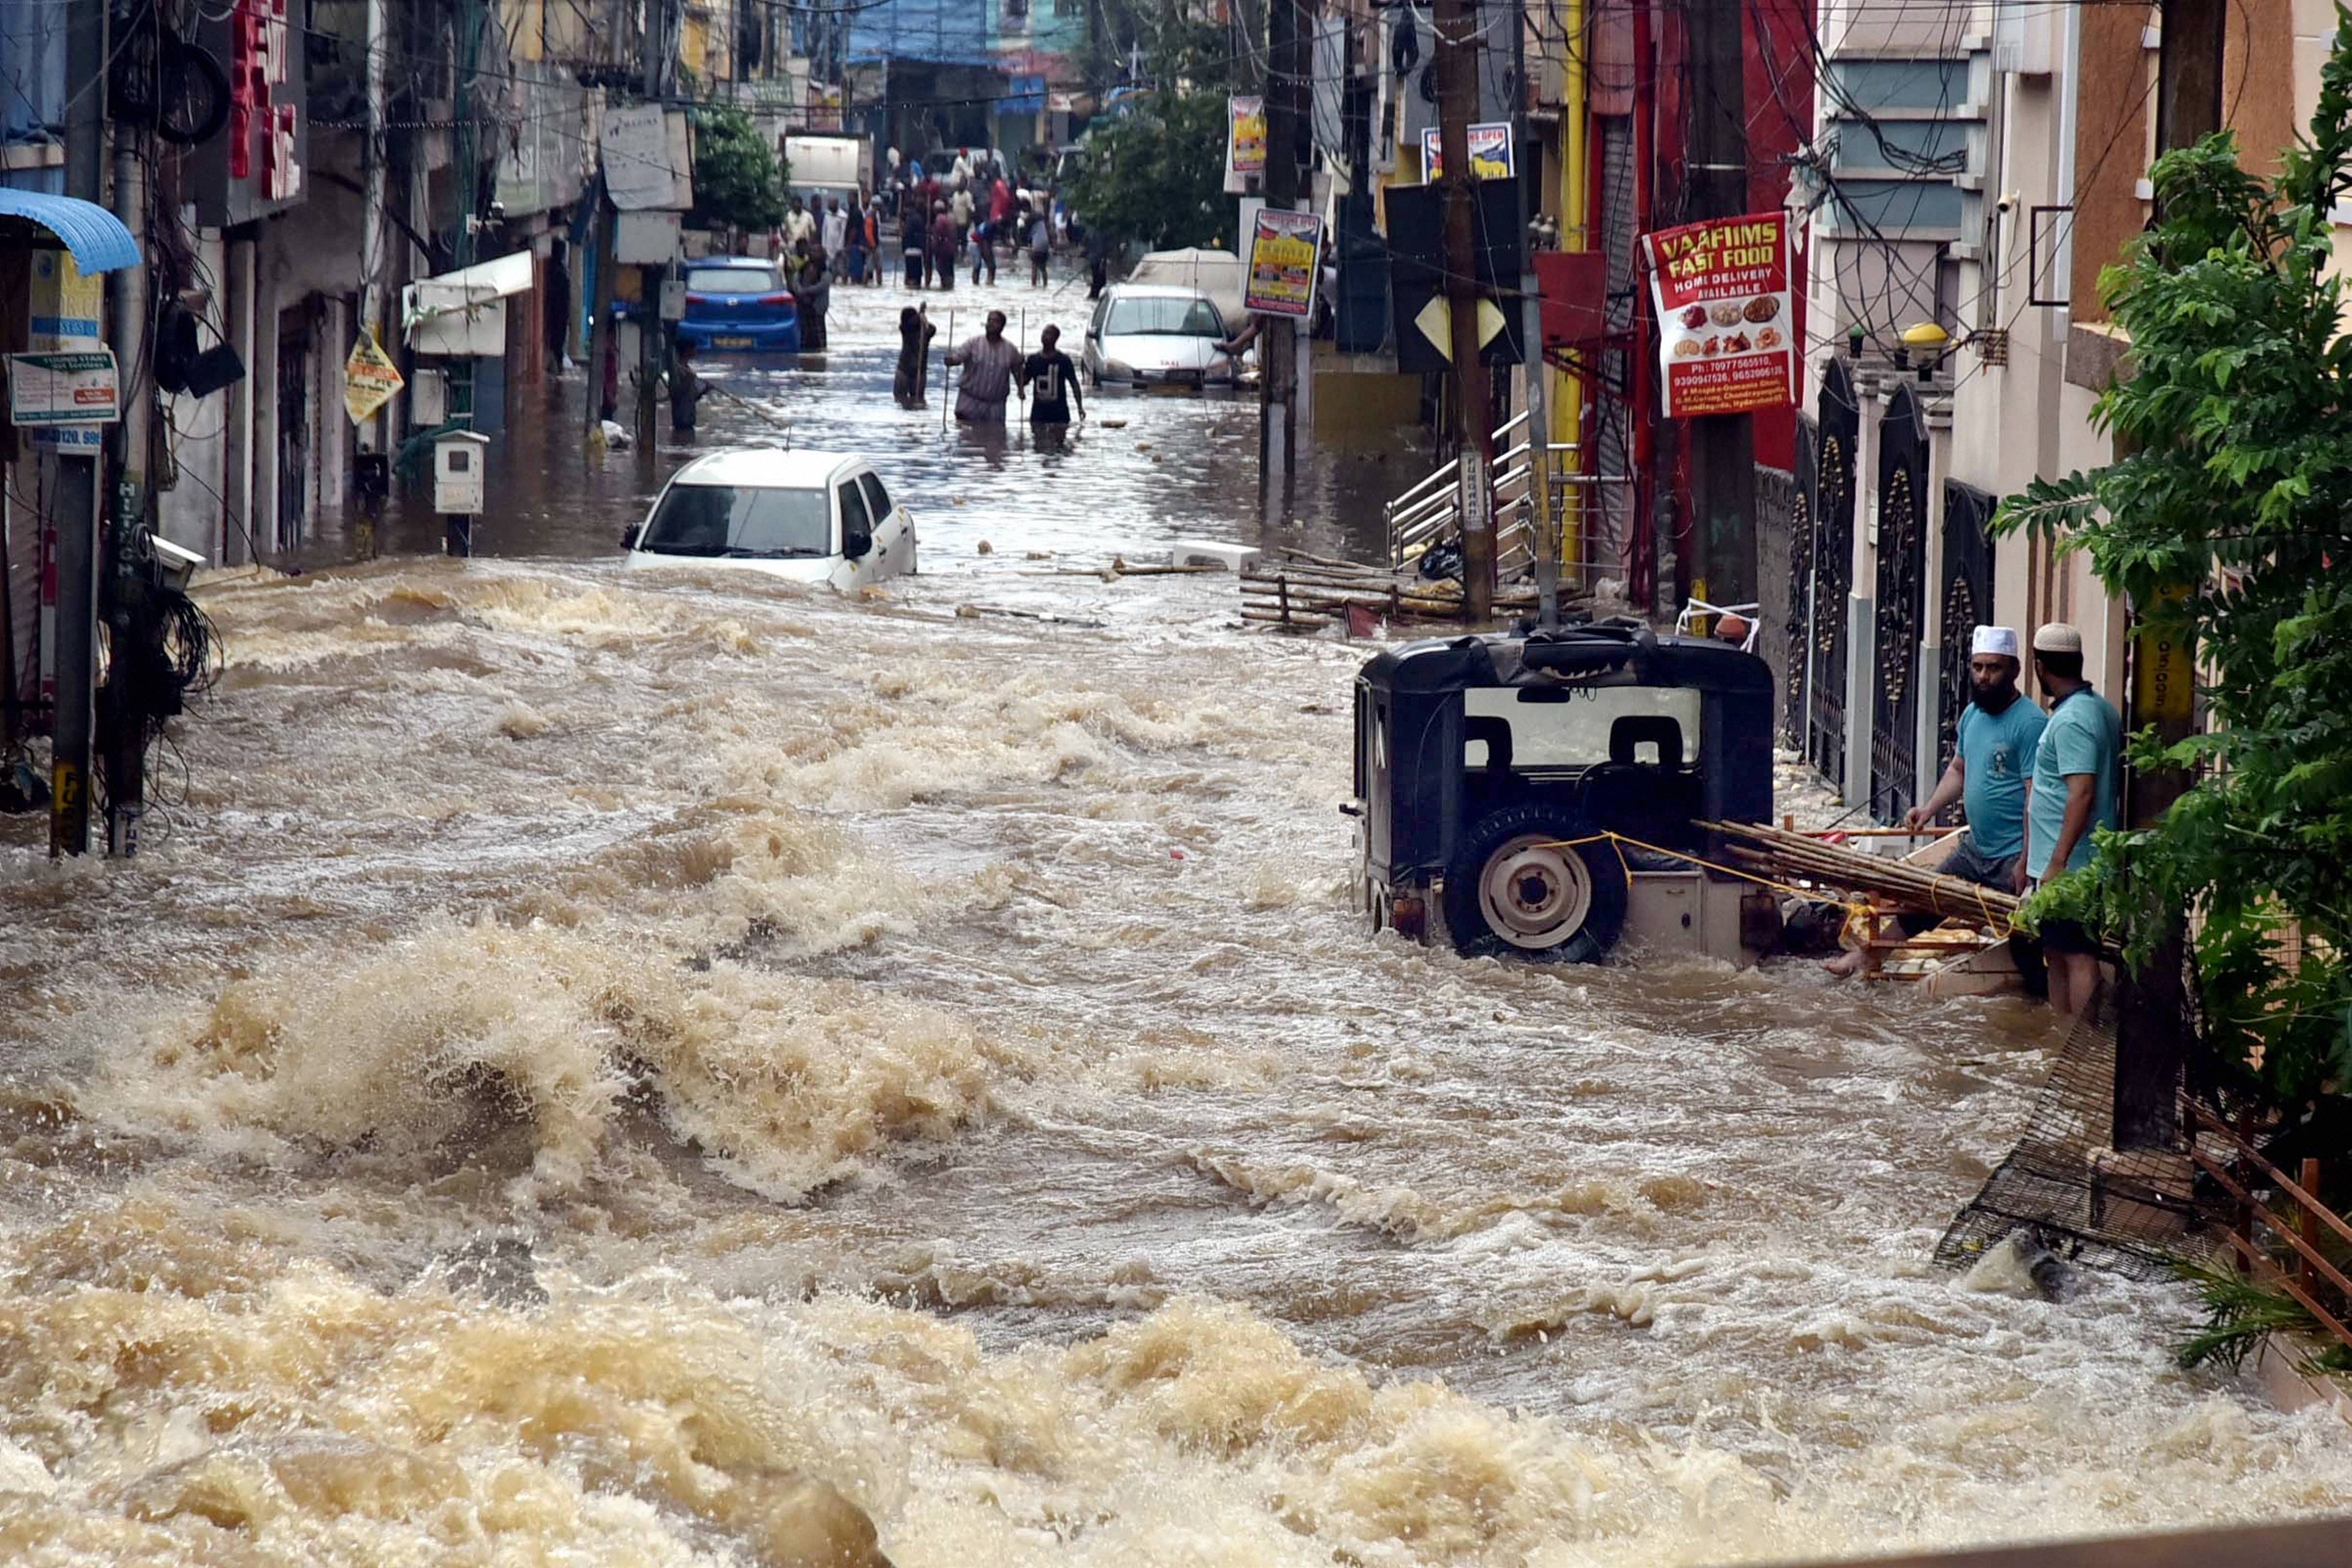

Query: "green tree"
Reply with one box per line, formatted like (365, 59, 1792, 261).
(1066, 16, 1237, 253)
(1997, 11, 2352, 1126)
(689, 107, 787, 236)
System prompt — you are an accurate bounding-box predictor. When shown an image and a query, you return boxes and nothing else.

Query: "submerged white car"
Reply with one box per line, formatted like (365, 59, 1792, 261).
(622, 449, 916, 590)
(1081, 284, 1240, 389)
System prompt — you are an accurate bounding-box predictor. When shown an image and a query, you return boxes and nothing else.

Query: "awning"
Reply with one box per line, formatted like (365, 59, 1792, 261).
(0, 188, 141, 273)
(402, 249, 536, 357)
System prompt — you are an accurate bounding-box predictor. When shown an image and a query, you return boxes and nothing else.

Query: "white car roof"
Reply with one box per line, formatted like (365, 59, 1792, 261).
(1103, 282, 1221, 302)
(669, 448, 864, 489)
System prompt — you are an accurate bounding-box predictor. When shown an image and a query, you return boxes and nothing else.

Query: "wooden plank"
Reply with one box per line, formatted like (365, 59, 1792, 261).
(2186, 1103, 2352, 1253)
(1751, 1517, 2350, 1568)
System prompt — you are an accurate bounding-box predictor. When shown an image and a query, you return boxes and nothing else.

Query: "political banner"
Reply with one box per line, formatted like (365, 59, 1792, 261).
(1641, 211, 1796, 419)
(1245, 207, 1325, 318)
(1421, 122, 1514, 182)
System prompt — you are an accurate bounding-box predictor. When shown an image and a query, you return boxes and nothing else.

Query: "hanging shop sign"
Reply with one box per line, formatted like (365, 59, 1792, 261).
(1245, 207, 1325, 318)
(343, 329, 405, 424)
(1641, 211, 1796, 419)
(8, 349, 122, 425)
(1225, 96, 1267, 194)
(1420, 122, 1514, 182)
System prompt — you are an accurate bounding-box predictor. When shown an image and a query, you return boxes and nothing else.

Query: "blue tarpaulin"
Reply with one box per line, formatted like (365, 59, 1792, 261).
(846, 0, 990, 66)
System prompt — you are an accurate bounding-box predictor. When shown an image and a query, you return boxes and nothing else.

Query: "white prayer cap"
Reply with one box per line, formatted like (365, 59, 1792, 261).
(1970, 625, 2021, 659)
(2034, 622, 2084, 654)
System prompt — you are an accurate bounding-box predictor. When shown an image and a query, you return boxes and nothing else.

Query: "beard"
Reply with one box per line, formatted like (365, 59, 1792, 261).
(1973, 680, 2020, 714)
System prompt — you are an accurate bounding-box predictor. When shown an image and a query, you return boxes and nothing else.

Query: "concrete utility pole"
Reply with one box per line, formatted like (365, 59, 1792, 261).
(50, 0, 106, 856)
(637, 0, 671, 450)
(2112, 0, 2227, 1151)
(359, 0, 388, 456)
(103, 138, 150, 856)
(1258, 0, 1304, 528)
(1511, 0, 1555, 626)
(1434, 0, 1494, 620)
(1681, 0, 1754, 612)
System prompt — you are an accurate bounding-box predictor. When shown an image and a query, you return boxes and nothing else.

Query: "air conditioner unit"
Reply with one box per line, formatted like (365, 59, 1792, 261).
(1993, 0, 2052, 74)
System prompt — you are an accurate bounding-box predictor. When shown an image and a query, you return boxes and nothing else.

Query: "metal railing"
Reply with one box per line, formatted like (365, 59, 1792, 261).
(1383, 413, 1629, 589)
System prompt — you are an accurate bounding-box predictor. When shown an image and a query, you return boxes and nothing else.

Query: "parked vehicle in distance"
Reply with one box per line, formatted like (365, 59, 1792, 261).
(1081, 284, 1239, 389)
(621, 449, 915, 591)
(1349, 622, 1784, 966)
(674, 256, 800, 352)
(1126, 246, 1247, 327)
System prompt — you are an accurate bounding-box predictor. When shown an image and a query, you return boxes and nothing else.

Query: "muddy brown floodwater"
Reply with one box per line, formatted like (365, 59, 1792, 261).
(4, 277, 2349, 1566)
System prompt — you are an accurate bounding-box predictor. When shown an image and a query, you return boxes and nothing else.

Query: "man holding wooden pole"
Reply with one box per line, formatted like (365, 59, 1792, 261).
(1824, 627, 2045, 978)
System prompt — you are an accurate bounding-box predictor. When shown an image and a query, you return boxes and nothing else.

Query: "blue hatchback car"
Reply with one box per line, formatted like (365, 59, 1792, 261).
(672, 256, 801, 352)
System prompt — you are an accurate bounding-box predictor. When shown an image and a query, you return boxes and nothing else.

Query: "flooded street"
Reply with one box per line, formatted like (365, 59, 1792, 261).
(5, 276, 2349, 1565)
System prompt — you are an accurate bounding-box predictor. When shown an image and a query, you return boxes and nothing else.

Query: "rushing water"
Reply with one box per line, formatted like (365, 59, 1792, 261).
(4, 275, 2348, 1565)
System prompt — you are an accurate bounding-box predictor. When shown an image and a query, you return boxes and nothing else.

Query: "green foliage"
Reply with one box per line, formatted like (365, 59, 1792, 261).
(688, 107, 786, 236)
(1065, 18, 1238, 252)
(2171, 1258, 2352, 1380)
(1995, 9, 2352, 1124)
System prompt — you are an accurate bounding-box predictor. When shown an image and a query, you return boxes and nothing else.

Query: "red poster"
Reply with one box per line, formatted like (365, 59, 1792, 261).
(1642, 212, 1795, 419)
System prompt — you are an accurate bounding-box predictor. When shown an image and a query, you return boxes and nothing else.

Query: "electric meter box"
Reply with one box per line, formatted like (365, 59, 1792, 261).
(659, 278, 688, 322)
(432, 430, 490, 514)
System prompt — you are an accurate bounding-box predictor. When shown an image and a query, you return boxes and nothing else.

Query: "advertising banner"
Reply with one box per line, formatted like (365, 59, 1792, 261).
(1421, 122, 1514, 182)
(1245, 207, 1325, 318)
(8, 350, 122, 425)
(343, 329, 405, 424)
(1641, 212, 1795, 418)
(1225, 96, 1267, 194)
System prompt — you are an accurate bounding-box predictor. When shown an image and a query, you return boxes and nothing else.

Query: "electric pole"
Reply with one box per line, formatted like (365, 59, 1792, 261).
(1259, 0, 1304, 528)
(637, 0, 670, 450)
(1682, 0, 1754, 611)
(2111, 0, 2228, 1149)
(1511, 0, 1554, 626)
(103, 131, 150, 857)
(1435, 0, 1494, 619)
(50, 0, 106, 856)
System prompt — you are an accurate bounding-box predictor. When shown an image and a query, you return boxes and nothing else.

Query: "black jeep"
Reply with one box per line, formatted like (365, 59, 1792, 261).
(1349, 623, 1783, 963)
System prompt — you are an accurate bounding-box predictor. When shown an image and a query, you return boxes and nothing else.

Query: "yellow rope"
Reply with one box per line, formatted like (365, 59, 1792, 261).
(1529, 831, 1877, 944)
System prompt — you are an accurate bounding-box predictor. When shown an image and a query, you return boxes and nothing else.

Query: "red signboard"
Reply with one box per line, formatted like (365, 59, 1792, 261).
(1641, 212, 1795, 419)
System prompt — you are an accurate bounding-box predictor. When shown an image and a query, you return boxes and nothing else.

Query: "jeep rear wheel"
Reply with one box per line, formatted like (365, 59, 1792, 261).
(1446, 805, 1629, 961)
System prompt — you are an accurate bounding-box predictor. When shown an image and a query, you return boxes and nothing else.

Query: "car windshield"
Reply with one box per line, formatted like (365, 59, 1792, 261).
(1105, 296, 1222, 337)
(639, 483, 830, 557)
(687, 268, 773, 295)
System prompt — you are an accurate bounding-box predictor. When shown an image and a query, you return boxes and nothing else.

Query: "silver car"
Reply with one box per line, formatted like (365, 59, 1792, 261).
(1080, 283, 1240, 389)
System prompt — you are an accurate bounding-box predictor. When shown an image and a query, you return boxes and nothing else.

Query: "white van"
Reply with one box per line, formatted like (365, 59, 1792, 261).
(622, 449, 916, 591)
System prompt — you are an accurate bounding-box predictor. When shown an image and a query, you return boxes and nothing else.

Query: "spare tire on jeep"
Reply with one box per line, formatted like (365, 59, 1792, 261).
(1444, 802, 1630, 961)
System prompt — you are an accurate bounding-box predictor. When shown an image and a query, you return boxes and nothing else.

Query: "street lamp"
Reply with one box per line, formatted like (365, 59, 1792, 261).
(1901, 320, 1950, 382)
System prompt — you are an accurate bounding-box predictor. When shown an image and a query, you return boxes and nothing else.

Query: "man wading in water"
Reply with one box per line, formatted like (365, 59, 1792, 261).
(894, 305, 937, 407)
(945, 310, 1022, 424)
(1018, 323, 1083, 429)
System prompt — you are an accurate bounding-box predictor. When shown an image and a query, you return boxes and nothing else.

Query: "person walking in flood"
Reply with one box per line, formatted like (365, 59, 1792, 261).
(668, 339, 706, 435)
(903, 202, 928, 288)
(929, 202, 958, 292)
(945, 310, 1023, 424)
(894, 305, 937, 407)
(1028, 209, 1051, 287)
(1018, 323, 1083, 428)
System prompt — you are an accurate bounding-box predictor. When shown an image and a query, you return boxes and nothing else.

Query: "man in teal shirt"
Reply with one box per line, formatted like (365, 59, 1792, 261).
(1826, 626, 2044, 977)
(2025, 622, 2123, 1015)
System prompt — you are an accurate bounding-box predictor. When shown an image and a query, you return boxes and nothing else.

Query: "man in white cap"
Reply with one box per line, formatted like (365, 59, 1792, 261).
(1825, 625, 2046, 976)
(2025, 622, 2124, 1015)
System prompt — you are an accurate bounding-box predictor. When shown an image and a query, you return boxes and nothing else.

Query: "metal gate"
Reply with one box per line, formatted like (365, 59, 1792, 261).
(1777, 424, 1815, 752)
(1870, 383, 1928, 822)
(1939, 479, 1998, 773)
(1807, 361, 1858, 790)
